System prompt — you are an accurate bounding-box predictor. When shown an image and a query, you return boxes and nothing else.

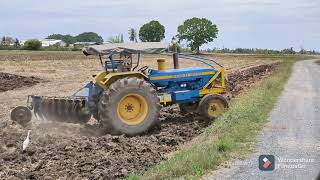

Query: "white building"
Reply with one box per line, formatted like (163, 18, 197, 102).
(41, 39, 66, 47)
(72, 42, 98, 49)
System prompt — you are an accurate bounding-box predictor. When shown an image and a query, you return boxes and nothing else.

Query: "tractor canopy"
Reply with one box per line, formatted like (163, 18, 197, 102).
(82, 42, 168, 56)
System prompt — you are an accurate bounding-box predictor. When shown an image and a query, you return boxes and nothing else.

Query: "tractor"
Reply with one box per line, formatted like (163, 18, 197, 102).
(11, 42, 228, 136)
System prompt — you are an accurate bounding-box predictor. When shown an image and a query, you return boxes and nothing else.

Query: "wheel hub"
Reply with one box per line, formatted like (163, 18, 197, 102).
(210, 105, 217, 111)
(125, 103, 134, 112)
(117, 94, 148, 125)
(208, 101, 224, 118)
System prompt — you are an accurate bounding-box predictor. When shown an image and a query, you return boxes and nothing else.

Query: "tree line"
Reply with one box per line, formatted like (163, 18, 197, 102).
(205, 47, 320, 55)
(22, 17, 217, 53)
(1, 17, 319, 54)
(0, 36, 21, 49)
(46, 32, 104, 45)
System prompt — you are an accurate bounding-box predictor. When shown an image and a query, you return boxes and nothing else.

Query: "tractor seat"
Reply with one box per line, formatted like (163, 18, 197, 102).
(106, 60, 122, 69)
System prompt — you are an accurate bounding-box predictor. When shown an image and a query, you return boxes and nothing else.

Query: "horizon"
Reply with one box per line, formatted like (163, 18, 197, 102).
(1, 0, 319, 51)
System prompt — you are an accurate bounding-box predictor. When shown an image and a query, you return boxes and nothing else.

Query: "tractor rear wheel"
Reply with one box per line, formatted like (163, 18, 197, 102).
(198, 94, 228, 119)
(98, 77, 160, 136)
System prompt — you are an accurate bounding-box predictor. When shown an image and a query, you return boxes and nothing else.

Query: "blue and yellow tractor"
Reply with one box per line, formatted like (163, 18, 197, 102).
(11, 42, 228, 135)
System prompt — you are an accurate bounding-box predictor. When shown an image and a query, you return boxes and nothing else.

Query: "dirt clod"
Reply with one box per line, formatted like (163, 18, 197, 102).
(226, 63, 279, 95)
(0, 72, 40, 92)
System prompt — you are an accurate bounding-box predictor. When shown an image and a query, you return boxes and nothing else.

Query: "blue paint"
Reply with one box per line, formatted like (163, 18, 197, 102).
(149, 67, 217, 104)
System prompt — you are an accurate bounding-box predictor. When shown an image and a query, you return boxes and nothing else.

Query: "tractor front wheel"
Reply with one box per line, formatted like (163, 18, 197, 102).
(98, 77, 160, 136)
(198, 94, 228, 119)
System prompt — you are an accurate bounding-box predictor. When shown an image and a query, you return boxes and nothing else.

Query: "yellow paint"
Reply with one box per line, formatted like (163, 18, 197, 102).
(200, 67, 226, 95)
(221, 68, 225, 89)
(95, 71, 108, 89)
(95, 71, 147, 89)
(207, 100, 225, 118)
(157, 58, 166, 71)
(199, 88, 226, 95)
(117, 93, 148, 125)
(163, 93, 167, 105)
(159, 94, 172, 104)
(150, 71, 215, 81)
(202, 68, 222, 89)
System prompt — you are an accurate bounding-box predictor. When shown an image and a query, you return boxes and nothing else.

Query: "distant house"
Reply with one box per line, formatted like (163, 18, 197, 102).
(20, 40, 25, 46)
(41, 39, 66, 47)
(72, 42, 98, 49)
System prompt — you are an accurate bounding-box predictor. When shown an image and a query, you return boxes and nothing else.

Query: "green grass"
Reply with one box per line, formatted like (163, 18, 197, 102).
(128, 58, 306, 179)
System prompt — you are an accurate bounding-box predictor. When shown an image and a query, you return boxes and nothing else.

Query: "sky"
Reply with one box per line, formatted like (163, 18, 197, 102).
(1, 0, 319, 51)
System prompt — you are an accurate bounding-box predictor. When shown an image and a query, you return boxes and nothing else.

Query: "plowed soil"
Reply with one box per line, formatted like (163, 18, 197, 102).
(0, 62, 279, 179)
(0, 72, 40, 92)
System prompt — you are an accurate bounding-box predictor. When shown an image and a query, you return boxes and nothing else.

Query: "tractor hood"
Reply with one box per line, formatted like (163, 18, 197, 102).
(82, 42, 168, 56)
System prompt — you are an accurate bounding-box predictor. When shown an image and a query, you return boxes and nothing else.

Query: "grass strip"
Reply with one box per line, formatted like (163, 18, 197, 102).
(128, 59, 298, 180)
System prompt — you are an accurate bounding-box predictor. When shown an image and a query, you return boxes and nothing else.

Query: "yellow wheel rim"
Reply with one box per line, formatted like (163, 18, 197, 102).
(117, 93, 148, 125)
(207, 100, 225, 118)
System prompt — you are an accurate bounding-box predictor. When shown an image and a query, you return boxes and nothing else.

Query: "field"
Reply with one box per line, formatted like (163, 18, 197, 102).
(0, 50, 300, 179)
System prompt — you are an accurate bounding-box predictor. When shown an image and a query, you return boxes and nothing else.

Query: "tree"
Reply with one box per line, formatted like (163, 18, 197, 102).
(23, 39, 42, 50)
(47, 32, 104, 44)
(47, 34, 75, 44)
(1, 36, 5, 45)
(120, 34, 124, 43)
(14, 38, 20, 48)
(299, 47, 306, 54)
(75, 32, 104, 44)
(1, 36, 15, 46)
(281, 47, 296, 54)
(107, 34, 124, 43)
(128, 28, 137, 42)
(177, 17, 218, 54)
(139, 20, 165, 42)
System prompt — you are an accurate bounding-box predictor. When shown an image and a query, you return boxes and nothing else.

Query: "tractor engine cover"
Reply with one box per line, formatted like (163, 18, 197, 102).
(149, 67, 218, 103)
(149, 67, 217, 88)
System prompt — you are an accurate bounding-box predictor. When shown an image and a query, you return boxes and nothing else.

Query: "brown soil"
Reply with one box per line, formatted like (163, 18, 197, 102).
(0, 72, 40, 92)
(226, 63, 279, 98)
(0, 51, 94, 61)
(0, 62, 279, 179)
(315, 60, 320, 65)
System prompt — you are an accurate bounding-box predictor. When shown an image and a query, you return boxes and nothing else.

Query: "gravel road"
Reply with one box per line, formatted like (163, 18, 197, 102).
(204, 60, 320, 180)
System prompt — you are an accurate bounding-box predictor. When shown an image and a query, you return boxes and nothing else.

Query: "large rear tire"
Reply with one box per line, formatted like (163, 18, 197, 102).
(98, 77, 160, 136)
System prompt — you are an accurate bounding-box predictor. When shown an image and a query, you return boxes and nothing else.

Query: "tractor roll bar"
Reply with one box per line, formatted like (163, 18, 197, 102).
(179, 53, 223, 67)
(161, 52, 223, 68)
(132, 51, 141, 71)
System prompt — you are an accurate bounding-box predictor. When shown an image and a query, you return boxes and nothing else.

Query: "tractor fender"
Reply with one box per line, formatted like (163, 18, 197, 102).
(95, 71, 148, 89)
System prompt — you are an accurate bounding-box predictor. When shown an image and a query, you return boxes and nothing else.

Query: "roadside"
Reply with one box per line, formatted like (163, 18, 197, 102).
(130, 57, 308, 179)
(203, 59, 320, 180)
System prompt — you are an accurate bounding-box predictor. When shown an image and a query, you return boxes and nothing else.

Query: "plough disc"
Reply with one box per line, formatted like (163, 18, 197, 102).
(33, 96, 91, 124)
(11, 106, 32, 126)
